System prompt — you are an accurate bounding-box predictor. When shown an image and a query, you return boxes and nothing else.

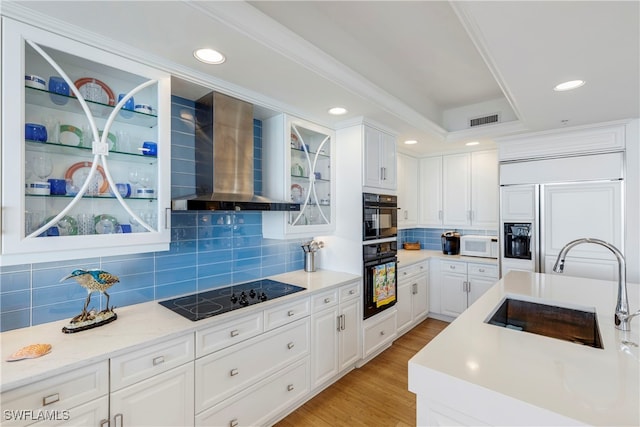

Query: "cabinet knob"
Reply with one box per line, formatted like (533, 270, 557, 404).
(450, 265, 456, 270)
(288, 310, 295, 317)
(230, 368, 239, 377)
(230, 329, 240, 337)
(152, 356, 165, 366)
(380, 330, 385, 336)
(287, 384, 295, 392)
(42, 393, 60, 406)
(287, 342, 295, 350)
(479, 268, 485, 273)
(324, 297, 331, 303)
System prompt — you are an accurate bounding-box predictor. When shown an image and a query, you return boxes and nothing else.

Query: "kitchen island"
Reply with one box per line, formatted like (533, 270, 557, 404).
(409, 270, 640, 426)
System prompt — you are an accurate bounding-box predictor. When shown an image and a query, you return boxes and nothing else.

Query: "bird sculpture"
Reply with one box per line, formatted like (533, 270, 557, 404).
(60, 269, 119, 323)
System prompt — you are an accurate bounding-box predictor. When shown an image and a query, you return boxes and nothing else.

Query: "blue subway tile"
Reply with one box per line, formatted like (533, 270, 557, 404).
(0, 270, 30, 293)
(1, 290, 30, 312)
(1, 309, 30, 332)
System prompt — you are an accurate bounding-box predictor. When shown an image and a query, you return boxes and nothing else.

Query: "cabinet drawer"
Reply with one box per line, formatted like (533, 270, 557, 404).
(195, 358, 309, 427)
(339, 281, 361, 303)
(363, 309, 397, 358)
(1, 361, 108, 427)
(311, 289, 339, 312)
(468, 263, 498, 279)
(440, 260, 467, 274)
(399, 262, 428, 281)
(110, 334, 194, 391)
(195, 318, 309, 412)
(196, 312, 263, 357)
(263, 297, 310, 331)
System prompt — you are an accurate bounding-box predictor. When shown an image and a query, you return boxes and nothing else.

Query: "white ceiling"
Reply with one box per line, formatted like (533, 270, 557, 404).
(5, 1, 639, 156)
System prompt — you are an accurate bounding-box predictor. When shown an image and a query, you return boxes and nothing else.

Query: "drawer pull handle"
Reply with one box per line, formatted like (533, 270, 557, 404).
(42, 393, 59, 406)
(479, 268, 485, 272)
(288, 310, 295, 317)
(287, 342, 295, 349)
(100, 419, 110, 427)
(230, 368, 239, 376)
(287, 384, 295, 391)
(114, 413, 123, 427)
(450, 265, 456, 269)
(324, 297, 331, 303)
(153, 356, 165, 366)
(230, 419, 239, 427)
(230, 329, 240, 337)
(349, 289, 355, 295)
(380, 330, 385, 336)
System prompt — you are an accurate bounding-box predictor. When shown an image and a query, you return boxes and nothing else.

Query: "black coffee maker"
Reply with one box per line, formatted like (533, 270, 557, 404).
(441, 231, 461, 255)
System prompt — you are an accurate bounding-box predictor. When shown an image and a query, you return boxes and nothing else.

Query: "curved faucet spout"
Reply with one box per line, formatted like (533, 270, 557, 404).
(552, 238, 633, 331)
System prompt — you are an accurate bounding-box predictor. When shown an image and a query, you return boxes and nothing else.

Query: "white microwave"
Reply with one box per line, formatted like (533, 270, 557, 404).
(460, 235, 498, 258)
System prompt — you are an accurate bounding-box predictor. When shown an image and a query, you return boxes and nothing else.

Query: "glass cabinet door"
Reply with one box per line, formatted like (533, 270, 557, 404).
(1, 18, 171, 265)
(289, 122, 332, 228)
(262, 114, 336, 239)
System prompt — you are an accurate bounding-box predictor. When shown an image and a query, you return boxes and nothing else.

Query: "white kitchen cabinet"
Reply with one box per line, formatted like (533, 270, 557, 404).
(108, 334, 195, 427)
(0, 361, 109, 427)
(397, 153, 419, 228)
(500, 185, 536, 222)
(442, 153, 471, 226)
(362, 307, 397, 360)
(396, 261, 429, 335)
(418, 156, 443, 226)
(470, 151, 499, 228)
(310, 280, 361, 388)
(195, 358, 309, 427)
(363, 125, 397, 191)
(262, 114, 336, 238)
(439, 260, 498, 318)
(109, 363, 194, 427)
(1, 18, 171, 266)
(419, 151, 498, 229)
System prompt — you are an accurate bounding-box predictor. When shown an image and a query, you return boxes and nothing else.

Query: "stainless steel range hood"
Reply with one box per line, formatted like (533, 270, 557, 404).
(172, 92, 300, 212)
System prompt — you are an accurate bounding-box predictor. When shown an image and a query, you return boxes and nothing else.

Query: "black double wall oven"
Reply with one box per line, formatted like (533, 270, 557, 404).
(362, 193, 398, 320)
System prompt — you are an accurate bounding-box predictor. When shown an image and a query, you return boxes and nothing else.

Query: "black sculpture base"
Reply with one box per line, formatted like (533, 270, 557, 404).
(62, 310, 117, 334)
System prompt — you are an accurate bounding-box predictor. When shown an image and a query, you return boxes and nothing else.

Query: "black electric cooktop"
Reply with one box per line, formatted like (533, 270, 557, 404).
(159, 279, 306, 321)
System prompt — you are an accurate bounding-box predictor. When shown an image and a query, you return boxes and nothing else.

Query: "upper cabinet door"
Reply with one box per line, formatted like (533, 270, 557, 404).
(1, 18, 171, 265)
(470, 150, 498, 229)
(442, 153, 471, 227)
(262, 114, 336, 238)
(362, 125, 397, 191)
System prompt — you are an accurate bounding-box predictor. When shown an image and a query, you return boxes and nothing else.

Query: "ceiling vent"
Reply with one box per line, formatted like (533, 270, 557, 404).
(469, 113, 500, 128)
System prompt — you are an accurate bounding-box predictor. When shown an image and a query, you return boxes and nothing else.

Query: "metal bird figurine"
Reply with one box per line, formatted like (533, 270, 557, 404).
(60, 269, 119, 322)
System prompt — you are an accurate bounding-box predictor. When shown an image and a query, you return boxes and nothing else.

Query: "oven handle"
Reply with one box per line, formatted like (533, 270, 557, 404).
(364, 256, 398, 267)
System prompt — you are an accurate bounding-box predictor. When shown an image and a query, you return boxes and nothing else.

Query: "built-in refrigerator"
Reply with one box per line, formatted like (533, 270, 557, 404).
(499, 152, 624, 281)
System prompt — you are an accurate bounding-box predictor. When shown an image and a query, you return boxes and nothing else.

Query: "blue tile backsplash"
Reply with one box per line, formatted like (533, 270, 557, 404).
(398, 228, 497, 250)
(0, 96, 306, 332)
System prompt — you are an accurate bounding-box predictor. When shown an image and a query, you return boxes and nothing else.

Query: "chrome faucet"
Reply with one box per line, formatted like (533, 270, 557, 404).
(553, 238, 640, 331)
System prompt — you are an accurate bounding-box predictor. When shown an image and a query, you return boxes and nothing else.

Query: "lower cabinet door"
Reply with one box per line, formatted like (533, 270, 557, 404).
(311, 307, 340, 387)
(195, 358, 309, 427)
(30, 396, 108, 427)
(396, 280, 413, 332)
(339, 299, 361, 371)
(440, 273, 467, 318)
(110, 363, 194, 427)
(412, 274, 429, 319)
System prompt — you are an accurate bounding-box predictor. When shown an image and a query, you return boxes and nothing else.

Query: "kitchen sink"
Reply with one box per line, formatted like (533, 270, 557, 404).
(486, 297, 603, 349)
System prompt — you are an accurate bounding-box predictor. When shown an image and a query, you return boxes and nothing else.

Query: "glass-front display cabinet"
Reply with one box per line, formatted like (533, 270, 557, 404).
(262, 114, 336, 238)
(1, 18, 171, 265)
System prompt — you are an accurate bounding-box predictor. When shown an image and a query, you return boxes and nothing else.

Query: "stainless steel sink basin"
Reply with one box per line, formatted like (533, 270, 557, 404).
(486, 297, 603, 349)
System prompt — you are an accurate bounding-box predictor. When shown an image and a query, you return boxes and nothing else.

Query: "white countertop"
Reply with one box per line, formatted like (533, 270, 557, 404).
(398, 249, 498, 267)
(0, 269, 360, 392)
(409, 270, 640, 426)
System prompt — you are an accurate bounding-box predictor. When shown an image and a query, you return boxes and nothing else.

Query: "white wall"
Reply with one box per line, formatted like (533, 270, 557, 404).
(315, 124, 363, 275)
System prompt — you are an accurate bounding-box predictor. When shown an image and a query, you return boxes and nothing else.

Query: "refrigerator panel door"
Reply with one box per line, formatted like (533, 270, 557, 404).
(542, 181, 623, 261)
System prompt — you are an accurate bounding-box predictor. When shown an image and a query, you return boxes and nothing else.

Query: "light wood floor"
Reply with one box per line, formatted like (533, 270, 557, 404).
(275, 318, 449, 427)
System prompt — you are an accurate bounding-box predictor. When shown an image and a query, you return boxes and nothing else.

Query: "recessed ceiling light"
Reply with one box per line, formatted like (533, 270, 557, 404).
(466, 141, 480, 146)
(553, 80, 585, 91)
(328, 107, 348, 115)
(404, 140, 418, 145)
(193, 48, 226, 64)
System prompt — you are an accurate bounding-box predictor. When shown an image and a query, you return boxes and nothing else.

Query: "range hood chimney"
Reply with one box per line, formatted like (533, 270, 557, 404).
(172, 92, 300, 212)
